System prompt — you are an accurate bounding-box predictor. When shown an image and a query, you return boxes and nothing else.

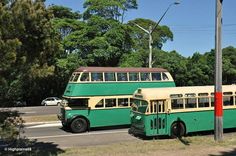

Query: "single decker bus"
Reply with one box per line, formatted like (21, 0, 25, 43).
(129, 85, 236, 138)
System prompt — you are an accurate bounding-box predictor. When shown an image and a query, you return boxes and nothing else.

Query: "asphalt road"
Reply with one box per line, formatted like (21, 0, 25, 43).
(9, 106, 60, 116)
(23, 123, 138, 149)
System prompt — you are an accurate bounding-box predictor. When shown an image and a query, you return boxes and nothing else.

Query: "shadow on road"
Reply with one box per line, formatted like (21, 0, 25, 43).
(0, 138, 65, 156)
(0, 108, 65, 155)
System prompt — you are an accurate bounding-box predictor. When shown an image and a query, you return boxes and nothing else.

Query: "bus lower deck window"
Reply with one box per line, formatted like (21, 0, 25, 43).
(95, 99, 104, 108)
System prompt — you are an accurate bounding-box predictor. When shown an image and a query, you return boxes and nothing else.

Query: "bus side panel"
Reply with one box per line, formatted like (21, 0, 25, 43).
(167, 110, 214, 135)
(144, 114, 168, 136)
(223, 109, 236, 129)
(88, 108, 131, 128)
(63, 82, 176, 97)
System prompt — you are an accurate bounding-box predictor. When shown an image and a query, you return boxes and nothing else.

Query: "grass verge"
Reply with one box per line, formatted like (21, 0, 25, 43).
(59, 133, 236, 156)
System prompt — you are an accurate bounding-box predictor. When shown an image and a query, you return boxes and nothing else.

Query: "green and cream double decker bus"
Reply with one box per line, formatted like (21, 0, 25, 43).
(129, 85, 236, 137)
(58, 67, 175, 133)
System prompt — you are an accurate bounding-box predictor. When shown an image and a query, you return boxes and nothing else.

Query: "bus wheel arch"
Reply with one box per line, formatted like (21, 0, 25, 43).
(70, 116, 90, 133)
(170, 121, 186, 138)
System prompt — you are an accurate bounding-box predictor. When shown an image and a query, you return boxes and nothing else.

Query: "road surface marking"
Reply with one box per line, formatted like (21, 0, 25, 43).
(27, 123, 61, 128)
(28, 129, 128, 139)
(24, 111, 36, 114)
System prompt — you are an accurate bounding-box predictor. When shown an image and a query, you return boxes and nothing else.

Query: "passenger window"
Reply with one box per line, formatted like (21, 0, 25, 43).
(91, 73, 103, 81)
(223, 92, 233, 106)
(81, 73, 89, 81)
(185, 98, 197, 108)
(129, 72, 139, 81)
(105, 99, 116, 107)
(211, 93, 214, 107)
(117, 73, 127, 81)
(95, 99, 104, 108)
(141, 73, 150, 81)
(152, 72, 161, 81)
(198, 97, 209, 107)
(171, 99, 183, 109)
(105, 72, 116, 81)
(162, 73, 169, 80)
(118, 98, 128, 107)
(198, 93, 209, 108)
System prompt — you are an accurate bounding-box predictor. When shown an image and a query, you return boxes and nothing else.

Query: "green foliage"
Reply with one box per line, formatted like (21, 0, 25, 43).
(0, 0, 61, 105)
(0, 110, 24, 143)
(48, 5, 80, 19)
(128, 18, 173, 50)
(83, 0, 137, 22)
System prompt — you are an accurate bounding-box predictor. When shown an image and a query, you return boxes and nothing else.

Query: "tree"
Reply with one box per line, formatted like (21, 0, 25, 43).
(63, 15, 133, 66)
(0, 0, 61, 106)
(83, 0, 137, 22)
(128, 18, 173, 51)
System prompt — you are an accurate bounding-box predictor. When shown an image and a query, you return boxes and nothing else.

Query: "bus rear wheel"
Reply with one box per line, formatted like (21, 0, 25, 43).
(70, 118, 88, 133)
(170, 122, 185, 138)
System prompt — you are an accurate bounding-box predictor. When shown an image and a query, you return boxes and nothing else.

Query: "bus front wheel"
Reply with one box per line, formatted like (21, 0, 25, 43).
(70, 118, 88, 133)
(170, 122, 185, 138)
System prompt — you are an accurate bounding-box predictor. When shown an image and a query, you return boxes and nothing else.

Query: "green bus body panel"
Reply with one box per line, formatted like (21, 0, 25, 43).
(66, 108, 130, 127)
(63, 82, 176, 97)
(131, 109, 236, 137)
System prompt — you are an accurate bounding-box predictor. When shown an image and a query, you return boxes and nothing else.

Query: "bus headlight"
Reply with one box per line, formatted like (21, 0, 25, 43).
(135, 116, 141, 120)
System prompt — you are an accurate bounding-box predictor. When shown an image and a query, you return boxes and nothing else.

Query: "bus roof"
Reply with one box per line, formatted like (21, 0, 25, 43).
(134, 85, 236, 100)
(75, 67, 168, 73)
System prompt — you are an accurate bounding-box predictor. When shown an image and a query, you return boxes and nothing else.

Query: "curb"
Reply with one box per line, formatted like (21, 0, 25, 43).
(24, 121, 61, 126)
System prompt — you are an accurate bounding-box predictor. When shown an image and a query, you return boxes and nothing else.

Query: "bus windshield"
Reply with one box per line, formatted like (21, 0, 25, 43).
(131, 100, 148, 113)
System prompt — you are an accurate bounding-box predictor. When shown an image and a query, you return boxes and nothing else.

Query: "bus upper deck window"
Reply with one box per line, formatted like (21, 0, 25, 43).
(162, 73, 169, 80)
(73, 73, 80, 82)
(91, 73, 103, 81)
(81, 73, 89, 81)
(129, 72, 139, 81)
(69, 74, 75, 81)
(141, 73, 150, 81)
(105, 72, 116, 81)
(152, 72, 161, 81)
(117, 73, 127, 81)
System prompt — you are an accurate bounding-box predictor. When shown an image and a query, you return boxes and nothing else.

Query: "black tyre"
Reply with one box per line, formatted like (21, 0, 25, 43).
(70, 118, 88, 133)
(170, 122, 185, 138)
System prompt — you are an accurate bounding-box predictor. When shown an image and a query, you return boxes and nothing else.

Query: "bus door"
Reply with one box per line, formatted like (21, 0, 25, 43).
(150, 100, 167, 135)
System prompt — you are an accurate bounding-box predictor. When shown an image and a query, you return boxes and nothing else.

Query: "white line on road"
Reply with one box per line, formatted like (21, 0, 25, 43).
(27, 123, 61, 128)
(23, 111, 36, 114)
(28, 129, 128, 139)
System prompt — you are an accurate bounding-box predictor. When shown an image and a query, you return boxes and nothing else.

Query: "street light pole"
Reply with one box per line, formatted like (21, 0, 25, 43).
(134, 1, 180, 68)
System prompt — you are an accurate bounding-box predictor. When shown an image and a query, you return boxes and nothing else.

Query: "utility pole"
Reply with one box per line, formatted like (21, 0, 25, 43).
(214, 0, 223, 141)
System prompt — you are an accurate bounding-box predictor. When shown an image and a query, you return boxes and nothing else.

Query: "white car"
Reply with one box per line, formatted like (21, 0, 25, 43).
(41, 97, 62, 106)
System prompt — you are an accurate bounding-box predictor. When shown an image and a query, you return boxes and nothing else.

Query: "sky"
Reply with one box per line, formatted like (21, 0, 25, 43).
(45, 0, 236, 57)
